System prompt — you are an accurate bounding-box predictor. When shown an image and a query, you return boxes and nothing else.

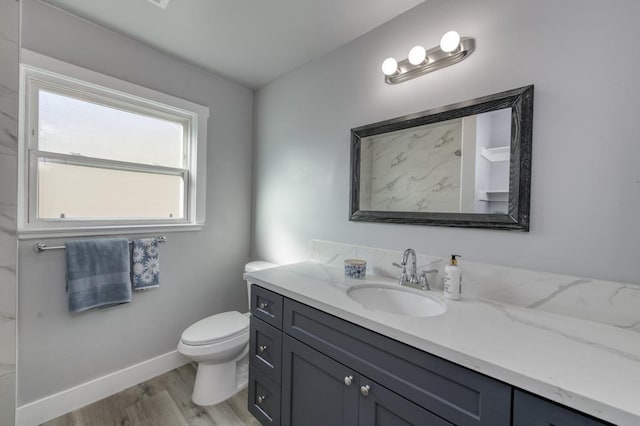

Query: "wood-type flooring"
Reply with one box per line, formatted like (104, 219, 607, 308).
(42, 364, 260, 426)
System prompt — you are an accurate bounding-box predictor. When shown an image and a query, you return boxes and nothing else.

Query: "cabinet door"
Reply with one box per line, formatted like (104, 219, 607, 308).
(281, 335, 359, 426)
(358, 377, 453, 426)
(513, 390, 610, 426)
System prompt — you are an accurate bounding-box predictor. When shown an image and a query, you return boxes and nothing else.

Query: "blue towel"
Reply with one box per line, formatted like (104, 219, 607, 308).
(65, 238, 132, 314)
(131, 238, 160, 291)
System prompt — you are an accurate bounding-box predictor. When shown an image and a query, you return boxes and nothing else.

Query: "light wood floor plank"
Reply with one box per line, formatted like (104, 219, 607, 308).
(68, 396, 130, 426)
(108, 380, 162, 410)
(203, 402, 247, 426)
(124, 390, 188, 426)
(41, 364, 258, 426)
(152, 365, 214, 426)
(226, 390, 260, 425)
(39, 415, 74, 426)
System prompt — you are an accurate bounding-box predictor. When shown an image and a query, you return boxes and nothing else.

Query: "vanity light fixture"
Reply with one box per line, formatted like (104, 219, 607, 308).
(381, 30, 475, 84)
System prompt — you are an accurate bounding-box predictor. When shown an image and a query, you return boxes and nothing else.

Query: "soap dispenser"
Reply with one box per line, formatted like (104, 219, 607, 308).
(444, 254, 462, 300)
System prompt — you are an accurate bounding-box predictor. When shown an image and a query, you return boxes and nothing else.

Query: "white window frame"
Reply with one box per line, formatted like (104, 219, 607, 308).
(18, 50, 209, 238)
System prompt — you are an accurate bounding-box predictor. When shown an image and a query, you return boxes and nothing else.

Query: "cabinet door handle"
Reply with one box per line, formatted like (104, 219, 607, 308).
(257, 395, 267, 405)
(344, 375, 353, 386)
(360, 385, 370, 397)
(259, 301, 269, 310)
(258, 345, 268, 353)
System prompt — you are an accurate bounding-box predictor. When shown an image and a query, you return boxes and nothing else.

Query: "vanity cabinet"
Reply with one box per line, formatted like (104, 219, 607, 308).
(248, 285, 611, 426)
(512, 390, 609, 426)
(282, 297, 511, 425)
(249, 286, 508, 425)
(281, 334, 451, 426)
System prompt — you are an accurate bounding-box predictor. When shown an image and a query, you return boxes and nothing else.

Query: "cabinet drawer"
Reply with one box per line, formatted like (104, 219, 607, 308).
(248, 365, 281, 426)
(283, 298, 511, 426)
(250, 317, 282, 384)
(513, 390, 611, 426)
(251, 286, 283, 329)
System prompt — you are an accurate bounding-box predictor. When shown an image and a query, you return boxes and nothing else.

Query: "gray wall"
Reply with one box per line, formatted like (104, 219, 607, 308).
(0, 0, 19, 423)
(253, 0, 640, 284)
(19, 0, 254, 405)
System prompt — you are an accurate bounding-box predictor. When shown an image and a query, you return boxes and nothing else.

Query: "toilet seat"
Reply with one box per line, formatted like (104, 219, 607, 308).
(181, 311, 249, 346)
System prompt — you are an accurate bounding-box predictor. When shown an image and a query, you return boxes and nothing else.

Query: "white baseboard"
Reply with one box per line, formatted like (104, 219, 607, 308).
(16, 350, 189, 426)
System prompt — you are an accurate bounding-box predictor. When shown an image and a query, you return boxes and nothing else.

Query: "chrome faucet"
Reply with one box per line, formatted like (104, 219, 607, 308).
(393, 248, 438, 291)
(399, 248, 419, 288)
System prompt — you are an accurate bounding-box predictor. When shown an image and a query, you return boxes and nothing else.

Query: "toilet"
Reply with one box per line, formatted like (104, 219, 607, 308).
(177, 261, 276, 406)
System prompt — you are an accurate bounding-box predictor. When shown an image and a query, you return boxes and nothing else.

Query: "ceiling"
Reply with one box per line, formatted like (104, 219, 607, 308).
(42, 0, 426, 89)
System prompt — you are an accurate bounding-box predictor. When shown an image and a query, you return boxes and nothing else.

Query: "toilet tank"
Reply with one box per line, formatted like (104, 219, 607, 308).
(244, 261, 277, 309)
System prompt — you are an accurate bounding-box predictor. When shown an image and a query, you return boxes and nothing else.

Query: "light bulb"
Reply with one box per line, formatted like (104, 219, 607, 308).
(408, 45, 426, 65)
(440, 30, 461, 53)
(381, 57, 398, 76)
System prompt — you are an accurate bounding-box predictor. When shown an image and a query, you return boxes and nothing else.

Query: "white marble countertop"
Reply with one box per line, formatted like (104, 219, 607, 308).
(245, 261, 640, 426)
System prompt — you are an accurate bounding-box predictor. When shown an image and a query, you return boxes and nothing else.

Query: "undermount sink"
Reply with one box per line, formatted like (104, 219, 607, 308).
(346, 284, 447, 317)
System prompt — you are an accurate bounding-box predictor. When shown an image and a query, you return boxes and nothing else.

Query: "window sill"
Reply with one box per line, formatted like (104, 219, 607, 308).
(17, 223, 204, 240)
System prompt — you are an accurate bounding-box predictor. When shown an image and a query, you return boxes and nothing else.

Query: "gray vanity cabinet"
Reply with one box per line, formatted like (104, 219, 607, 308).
(513, 390, 610, 426)
(248, 285, 611, 426)
(249, 285, 510, 425)
(282, 297, 511, 425)
(282, 334, 451, 426)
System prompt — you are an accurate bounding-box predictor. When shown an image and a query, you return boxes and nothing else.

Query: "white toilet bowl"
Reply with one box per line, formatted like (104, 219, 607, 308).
(178, 311, 250, 406)
(177, 261, 276, 406)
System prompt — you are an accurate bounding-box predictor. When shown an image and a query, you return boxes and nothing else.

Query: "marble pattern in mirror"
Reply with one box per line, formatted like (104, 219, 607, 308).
(359, 117, 463, 213)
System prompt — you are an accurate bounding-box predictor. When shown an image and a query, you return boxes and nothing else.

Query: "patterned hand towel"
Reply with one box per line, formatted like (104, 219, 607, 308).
(132, 238, 160, 291)
(66, 238, 132, 314)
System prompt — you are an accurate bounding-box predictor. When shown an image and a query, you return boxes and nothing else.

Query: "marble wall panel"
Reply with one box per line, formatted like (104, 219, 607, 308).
(0, 0, 19, 424)
(0, 37, 18, 157)
(0, 372, 16, 425)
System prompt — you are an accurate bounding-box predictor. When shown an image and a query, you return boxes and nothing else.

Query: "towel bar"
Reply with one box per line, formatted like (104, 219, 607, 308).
(34, 236, 167, 252)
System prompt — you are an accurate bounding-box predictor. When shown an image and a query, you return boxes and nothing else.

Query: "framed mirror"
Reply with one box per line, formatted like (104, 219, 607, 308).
(350, 85, 533, 231)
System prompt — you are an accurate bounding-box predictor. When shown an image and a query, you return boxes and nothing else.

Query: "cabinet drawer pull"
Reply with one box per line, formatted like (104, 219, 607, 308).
(360, 385, 370, 397)
(257, 395, 267, 405)
(344, 375, 353, 386)
(259, 301, 270, 310)
(258, 345, 268, 353)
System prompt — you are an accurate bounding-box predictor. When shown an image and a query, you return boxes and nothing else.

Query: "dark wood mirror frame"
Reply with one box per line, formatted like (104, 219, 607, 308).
(350, 85, 534, 231)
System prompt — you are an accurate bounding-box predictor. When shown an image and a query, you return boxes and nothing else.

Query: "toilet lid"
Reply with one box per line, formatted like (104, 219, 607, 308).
(181, 311, 249, 346)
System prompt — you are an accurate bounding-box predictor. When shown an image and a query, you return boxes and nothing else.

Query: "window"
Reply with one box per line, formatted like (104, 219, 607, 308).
(19, 55, 209, 236)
